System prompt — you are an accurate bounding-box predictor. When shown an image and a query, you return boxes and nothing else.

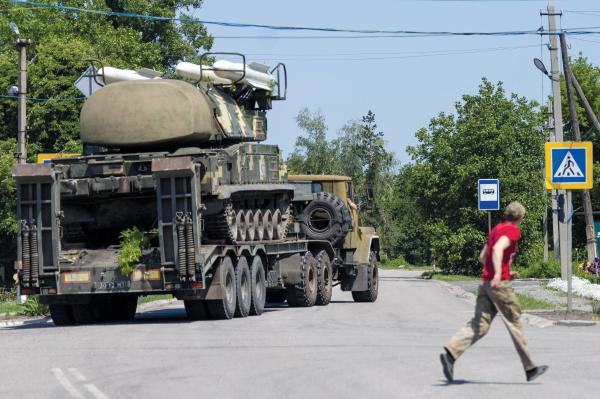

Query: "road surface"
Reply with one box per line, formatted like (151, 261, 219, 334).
(1, 270, 598, 398)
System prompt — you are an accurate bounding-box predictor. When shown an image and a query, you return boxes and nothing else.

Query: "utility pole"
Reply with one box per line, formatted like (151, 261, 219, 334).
(545, 4, 569, 278)
(16, 38, 30, 165)
(560, 32, 597, 263)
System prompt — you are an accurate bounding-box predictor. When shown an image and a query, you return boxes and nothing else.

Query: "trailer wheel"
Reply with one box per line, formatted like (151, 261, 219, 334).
(352, 251, 379, 303)
(266, 289, 286, 304)
(72, 304, 94, 324)
(207, 256, 237, 319)
(49, 304, 75, 326)
(184, 300, 209, 320)
(286, 251, 318, 307)
(114, 296, 138, 321)
(315, 250, 333, 306)
(234, 256, 251, 318)
(249, 255, 266, 316)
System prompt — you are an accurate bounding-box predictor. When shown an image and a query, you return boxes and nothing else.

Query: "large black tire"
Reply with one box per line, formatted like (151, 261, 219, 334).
(297, 192, 352, 246)
(352, 251, 379, 303)
(286, 251, 318, 307)
(249, 255, 266, 316)
(315, 250, 333, 306)
(184, 300, 209, 320)
(91, 297, 111, 322)
(113, 296, 138, 321)
(72, 304, 94, 324)
(49, 304, 75, 326)
(207, 256, 237, 319)
(266, 289, 287, 304)
(234, 256, 251, 318)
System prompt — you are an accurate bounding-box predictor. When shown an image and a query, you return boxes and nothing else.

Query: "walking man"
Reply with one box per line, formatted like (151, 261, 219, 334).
(440, 201, 548, 382)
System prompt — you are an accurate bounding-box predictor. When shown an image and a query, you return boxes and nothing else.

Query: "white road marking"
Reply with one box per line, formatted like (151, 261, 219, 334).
(51, 368, 86, 399)
(68, 368, 88, 382)
(84, 384, 110, 399)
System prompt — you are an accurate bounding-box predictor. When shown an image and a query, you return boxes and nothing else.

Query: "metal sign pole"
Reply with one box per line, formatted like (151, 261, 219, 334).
(567, 190, 573, 312)
(488, 211, 492, 234)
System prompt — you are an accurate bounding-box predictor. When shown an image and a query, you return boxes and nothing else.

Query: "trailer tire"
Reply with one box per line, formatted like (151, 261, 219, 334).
(352, 251, 379, 303)
(207, 256, 237, 319)
(49, 304, 75, 326)
(315, 250, 333, 306)
(185, 300, 209, 320)
(266, 289, 286, 304)
(234, 256, 251, 318)
(286, 251, 318, 307)
(298, 192, 352, 246)
(72, 304, 94, 324)
(249, 255, 266, 316)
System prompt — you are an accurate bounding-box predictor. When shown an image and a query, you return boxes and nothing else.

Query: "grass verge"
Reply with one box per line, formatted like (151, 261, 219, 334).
(424, 272, 479, 281)
(138, 294, 173, 305)
(516, 293, 558, 310)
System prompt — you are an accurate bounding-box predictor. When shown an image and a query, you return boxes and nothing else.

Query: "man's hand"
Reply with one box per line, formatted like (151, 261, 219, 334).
(491, 274, 502, 288)
(509, 270, 519, 279)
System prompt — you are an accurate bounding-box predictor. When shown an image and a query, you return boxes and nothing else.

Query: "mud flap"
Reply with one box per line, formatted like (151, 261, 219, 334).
(340, 264, 368, 292)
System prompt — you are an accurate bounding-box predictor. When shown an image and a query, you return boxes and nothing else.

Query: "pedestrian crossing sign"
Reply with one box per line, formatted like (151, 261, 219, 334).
(545, 142, 593, 189)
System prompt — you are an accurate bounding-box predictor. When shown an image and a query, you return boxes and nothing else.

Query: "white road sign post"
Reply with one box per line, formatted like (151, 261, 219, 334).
(478, 179, 500, 233)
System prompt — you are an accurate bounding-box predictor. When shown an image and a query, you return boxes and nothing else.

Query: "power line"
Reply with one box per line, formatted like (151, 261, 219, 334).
(8, 0, 600, 37)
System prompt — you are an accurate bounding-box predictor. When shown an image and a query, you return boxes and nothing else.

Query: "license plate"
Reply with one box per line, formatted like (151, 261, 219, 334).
(63, 271, 91, 284)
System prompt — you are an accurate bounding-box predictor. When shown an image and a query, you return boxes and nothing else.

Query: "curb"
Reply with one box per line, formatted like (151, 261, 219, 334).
(0, 298, 179, 328)
(434, 280, 556, 329)
(555, 320, 600, 327)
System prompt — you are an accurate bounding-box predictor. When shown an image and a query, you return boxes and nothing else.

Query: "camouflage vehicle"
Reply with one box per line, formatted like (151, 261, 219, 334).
(13, 54, 379, 325)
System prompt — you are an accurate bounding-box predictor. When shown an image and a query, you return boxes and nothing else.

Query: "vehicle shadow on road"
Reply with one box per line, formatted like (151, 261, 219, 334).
(433, 379, 540, 386)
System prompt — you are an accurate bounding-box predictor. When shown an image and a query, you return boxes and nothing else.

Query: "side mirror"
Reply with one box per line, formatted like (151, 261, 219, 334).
(366, 183, 375, 209)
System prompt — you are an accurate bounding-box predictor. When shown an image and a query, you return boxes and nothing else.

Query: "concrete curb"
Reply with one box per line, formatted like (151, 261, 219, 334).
(434, 280, 556, 329)
(0, 298, 179, 328)
(555, 320, 600, 327)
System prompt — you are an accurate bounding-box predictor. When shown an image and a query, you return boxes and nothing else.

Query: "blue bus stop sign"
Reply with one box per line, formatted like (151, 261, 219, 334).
(478, 179, 500, 211)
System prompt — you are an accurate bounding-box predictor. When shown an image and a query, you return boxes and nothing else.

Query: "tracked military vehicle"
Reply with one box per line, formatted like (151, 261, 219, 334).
(13, 54, 379, 324)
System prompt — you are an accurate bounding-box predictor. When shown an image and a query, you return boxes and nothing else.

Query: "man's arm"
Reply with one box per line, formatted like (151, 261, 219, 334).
(491, 236, 511, 287)
(478, 244, 488, 265)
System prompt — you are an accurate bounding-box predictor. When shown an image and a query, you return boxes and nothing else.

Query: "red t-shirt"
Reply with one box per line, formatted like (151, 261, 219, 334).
(482, 222, 521, 281)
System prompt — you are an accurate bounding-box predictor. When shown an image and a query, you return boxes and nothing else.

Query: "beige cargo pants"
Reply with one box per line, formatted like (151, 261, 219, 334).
(445, 281, 535, 371)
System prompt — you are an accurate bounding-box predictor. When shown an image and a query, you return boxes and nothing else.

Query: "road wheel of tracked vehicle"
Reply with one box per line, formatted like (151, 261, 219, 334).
(249, 255, 266, 316)
(236, 211, 247, 242)
(184, 300, 209, 320)
(352, 251, 379, 303)
(72, 304, 94, 324)
(254, 210, 264, 241)
(49, 304, 75, 326)
(315, 250, 333, 306)
(266, 289, 287, 304)
(114, 296, 138, 321)
(286, 252, 318, 307)
(272, 209, 283, 240)
(235, 256, 251, 318)
(245, 211, 256, 241)
(298, 192, 352, 246)
(263, 210, 274, 240)
(207, 256, 237, 319)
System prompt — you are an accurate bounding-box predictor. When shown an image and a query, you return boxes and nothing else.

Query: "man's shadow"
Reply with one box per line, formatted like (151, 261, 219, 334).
(434, 379, 540, 386)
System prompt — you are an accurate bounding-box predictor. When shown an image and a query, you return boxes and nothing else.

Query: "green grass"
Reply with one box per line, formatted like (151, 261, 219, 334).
(138, 294, 173, 304)
(516, 293, 558, 310)
(425, 272, 479, 281)
(0, 300, 22, 315)
(379, 256, 431, 270)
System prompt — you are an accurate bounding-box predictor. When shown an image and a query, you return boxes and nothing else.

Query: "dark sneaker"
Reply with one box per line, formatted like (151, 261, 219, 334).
(440, 352, 454, 382)
(526, 365, 549, 382)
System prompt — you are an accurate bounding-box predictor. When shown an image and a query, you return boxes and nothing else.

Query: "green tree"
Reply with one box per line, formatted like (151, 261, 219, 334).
(401, 79, 545, 274)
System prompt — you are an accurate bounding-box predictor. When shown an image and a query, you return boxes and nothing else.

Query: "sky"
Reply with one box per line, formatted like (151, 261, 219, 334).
(196, 0, 600, 164)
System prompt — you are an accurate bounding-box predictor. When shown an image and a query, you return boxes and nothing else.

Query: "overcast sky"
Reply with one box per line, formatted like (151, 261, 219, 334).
(196, 0, 600, 164)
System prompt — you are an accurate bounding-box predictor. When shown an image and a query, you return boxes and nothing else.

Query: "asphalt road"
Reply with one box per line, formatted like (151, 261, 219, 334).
(1, 270, 599, 399)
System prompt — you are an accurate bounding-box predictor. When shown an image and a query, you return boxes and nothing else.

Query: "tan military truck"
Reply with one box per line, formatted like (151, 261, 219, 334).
(286, 174, 380, 305)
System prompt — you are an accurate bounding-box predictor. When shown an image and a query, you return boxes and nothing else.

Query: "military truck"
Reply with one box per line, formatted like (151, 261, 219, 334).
(13, 54, 379, 324)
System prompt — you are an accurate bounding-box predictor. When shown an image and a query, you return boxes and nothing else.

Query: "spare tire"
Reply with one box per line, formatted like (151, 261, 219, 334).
(297, 192, 352, 246)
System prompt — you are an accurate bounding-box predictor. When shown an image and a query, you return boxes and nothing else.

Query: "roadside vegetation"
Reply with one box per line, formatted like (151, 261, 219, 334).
(138, 294, 173, 305)
(0, 290, 48, 317)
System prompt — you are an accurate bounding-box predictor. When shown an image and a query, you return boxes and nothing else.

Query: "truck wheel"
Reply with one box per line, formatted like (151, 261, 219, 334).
(72, 304, 94, 324)
(266, 289, 286, 304)
(315, 250, 333, 306)
(49, 304, 75, 326)
(298, 192, 352, 246)
(234, 256, 251, 317)
(352, 252, 379, 303)
(286, 251, 318, 307)
(207, 256, 237, 319)
(114, 296, 138, 321)
(184, 300, 209, 320)
(249, 255, 266, 315)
